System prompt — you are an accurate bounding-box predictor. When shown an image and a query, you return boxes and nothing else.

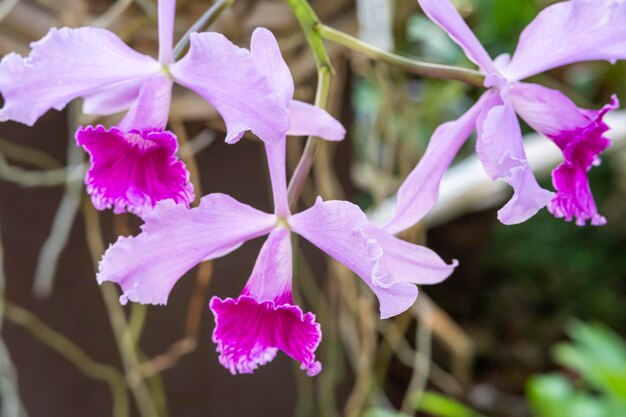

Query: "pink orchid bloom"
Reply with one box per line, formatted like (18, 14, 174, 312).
(385, 0, 626, 234)
(96, 28, 457, 376)
(0, 0, 294, 216)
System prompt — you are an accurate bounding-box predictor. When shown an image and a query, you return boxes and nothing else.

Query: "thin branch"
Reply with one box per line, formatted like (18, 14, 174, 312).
(91, 0, 134, 28)
(82, 202, 161, 417)
(401, 301, 434, 414)
(33, 105, 85, 297)
(0, 0, 19, 23)
(3, 301, 128, 417)
(317, 24, 485, 87)
(0, 217, 28, 417)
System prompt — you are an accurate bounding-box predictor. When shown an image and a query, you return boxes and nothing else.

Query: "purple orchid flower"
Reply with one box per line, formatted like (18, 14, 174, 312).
(384, 0, 626, 234)
(0, 0, 293, 216)
(96, 28, 457, 376)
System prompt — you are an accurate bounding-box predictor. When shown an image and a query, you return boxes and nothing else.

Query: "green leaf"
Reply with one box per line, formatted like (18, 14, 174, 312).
(553, 321, 626, 398)
(415, 392, 485, 417)
(526, 374, 574, 417)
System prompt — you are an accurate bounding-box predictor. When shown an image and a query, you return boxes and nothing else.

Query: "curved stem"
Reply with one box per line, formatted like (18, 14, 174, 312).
(172, 0, 235, 60)
(317, 24, 485, 87)
(287, 69, 330, 209)
(285, 0, 333, 211)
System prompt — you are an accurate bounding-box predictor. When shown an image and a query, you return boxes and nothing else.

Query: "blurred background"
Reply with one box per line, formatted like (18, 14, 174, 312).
(0, 0, 624, 416)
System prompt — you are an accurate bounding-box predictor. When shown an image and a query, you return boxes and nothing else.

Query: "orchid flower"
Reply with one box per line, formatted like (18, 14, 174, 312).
(384, 0, 626, 234)
(96, 28, 456, 376)
(0, 0, 290, 216)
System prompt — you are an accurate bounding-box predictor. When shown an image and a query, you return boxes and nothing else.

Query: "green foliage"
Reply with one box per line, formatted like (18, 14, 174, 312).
(527, 321, 626, 417)
(416, 392, 486, 417)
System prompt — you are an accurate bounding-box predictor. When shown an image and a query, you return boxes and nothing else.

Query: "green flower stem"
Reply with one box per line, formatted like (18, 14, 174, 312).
(285, 0, 333, 210)
(317, 24, 485, 87)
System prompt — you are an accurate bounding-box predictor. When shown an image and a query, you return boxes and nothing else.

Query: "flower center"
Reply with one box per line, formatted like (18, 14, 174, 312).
(160, 65, 174, 81)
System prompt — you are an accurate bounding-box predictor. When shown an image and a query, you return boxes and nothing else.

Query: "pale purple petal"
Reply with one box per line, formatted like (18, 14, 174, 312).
(77, 125, 193, 216)
(81, 78, 145, 116)
(364, 224, 456, 286)
(264, 141, 290, 217)
(383, 91, 494, 235)
(249, 28, 345, 142)
(158, 0, 176, 65)
(290, 198, 430, 319)
(117, 74, 173, 132)
(510, 83, 617, 226)
(242, 227, 293, 301)
(504, 0, 626, 81)
(97, 194, 277, 305)
(169, 32, 289, 144)
(476, 96, 553, 224)
(417, 0, 495, 73)
(210, 227, 322, 376)
(287, 100, 346, 141)
(250, 27, 293, 107)
(0, 27, 159, 125)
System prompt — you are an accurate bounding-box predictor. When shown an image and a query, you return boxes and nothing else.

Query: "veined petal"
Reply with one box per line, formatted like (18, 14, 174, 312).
(364, 224, 456, 286)
(169, 32, 289, 144)
(77, 125, 193, 216)
(82, 78, 145, 116)
(505, 0, 626, 81)
(476, 95, 553, 224)
(383, 92, 493, 235)
(158, 0, 176, 65)
(510, 83, 617, 226)
(264, 141, 290, 217)
(97, 194, 277, 305)
(117, 73, 173, 132)
(210, 228, 322, 376)
(210, 297, 322, 376)
(287, 100, 346, 141)
(0, 27, 160, 125)
(250, 27, 294, 107)
(290, 198, 436, 319)
(417, 0, 496, 73)
(249, 28, 345, 142)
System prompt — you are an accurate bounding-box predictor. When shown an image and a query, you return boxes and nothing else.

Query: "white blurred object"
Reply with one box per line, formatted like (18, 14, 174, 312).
(356, 0, 394, 51)
(369, 110, 626, 227)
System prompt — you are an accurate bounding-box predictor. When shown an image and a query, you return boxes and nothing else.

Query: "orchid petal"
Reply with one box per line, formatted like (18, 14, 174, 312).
(505, 0, 626, 81)
(476, 96, 553, 224)
(82, 78, 145, 116)
(170, 32, 289, 144)
(97, 194, 276, 305)
(77, 125, 193, 216)
(383, 92, 493, 234)
(210, 227, 322, 376)
(264, 141, 290, 217)
(417, 0, 495, 73)
(158, 0, 176, 64)
(291, 198, 427, 319)
(287, 100, 346, 141)
(510, 83, 617, 225)
(365, 224, 457, 287)
(0, 27, 159, 125)
(117, 73, 173, 132)
(250, 27, 293, 107)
